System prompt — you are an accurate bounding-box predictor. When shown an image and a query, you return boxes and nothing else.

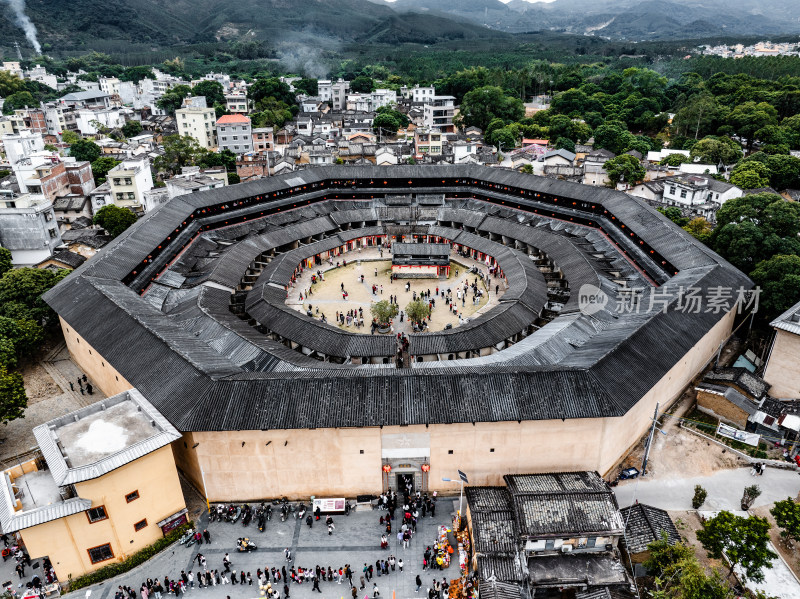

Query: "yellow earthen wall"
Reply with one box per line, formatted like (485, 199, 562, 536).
(20, 446, 186, 581)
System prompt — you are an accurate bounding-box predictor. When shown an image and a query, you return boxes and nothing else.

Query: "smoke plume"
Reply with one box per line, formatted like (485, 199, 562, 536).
(3, 0, 42, 54)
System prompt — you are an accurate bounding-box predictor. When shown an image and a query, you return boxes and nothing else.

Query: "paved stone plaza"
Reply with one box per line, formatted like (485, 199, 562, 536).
(286, 248, 506, 336)
(54, 500, 460, 599)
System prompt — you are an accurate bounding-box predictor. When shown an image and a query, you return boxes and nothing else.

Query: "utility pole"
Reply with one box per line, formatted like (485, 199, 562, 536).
(641, 402, 659, 476)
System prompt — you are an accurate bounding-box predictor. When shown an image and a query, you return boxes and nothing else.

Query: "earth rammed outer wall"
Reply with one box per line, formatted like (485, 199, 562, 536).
(169, 308, 738, 501)
(764, 328, 800, 399)
(59, 306, 736, 500)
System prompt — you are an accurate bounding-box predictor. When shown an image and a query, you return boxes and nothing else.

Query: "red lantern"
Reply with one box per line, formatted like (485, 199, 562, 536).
(382, 465, 392, 473)
(421, 464, 430, 473)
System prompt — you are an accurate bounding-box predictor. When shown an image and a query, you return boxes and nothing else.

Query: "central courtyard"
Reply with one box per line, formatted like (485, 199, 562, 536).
(286, 247, 507, 336)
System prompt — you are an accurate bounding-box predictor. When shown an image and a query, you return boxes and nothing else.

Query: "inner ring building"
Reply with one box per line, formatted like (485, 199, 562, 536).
(44, 165, 750, 500)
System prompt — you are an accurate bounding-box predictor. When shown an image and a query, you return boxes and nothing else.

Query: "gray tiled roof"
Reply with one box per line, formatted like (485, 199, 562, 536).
(472, 511, 517, 553)
(42, 165, 750, 433)
(620, 503, 680, 554)
(477, 555, 525, 582)
(703, 367, 769, 399)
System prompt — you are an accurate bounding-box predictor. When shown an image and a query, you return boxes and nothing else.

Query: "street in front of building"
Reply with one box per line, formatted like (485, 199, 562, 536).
(56, 501, 459, 599)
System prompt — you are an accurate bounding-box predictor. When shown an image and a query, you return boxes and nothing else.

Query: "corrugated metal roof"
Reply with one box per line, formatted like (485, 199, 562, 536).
(33, 389, 182, 486)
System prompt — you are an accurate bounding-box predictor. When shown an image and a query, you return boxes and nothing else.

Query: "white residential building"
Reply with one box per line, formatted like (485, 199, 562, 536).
(225, 93, 249, 114)
(371, 89, 398, 111)
(176, 97, 217, 149)
(662, 174, 742, 208)
(318, 79, 350, 110)
(423, 96, 456, 133)
(107, 158, 154, 212)
(99, 77, 122, 97)
(0, 193, 61, 265)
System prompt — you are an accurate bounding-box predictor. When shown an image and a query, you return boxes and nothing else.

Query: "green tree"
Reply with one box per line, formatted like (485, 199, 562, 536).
(744, 153, 800, 190)
(0, 317, 44, 367)
(593, 121, 634, 155)
(728, 101, 779, 151)
(250, 78, 295, 106)
(0, 248, 11, 278)
(1, 91, 36, 115)
(683, 217, 713, 245)
(156, 84, 191, 115)
(730, 162, 771, 189)
(350, 76, 375, 94)
(456, 86, 524, 131)
(228, 173, 240, 185)
(373, 113, 401, 137)
(61, 130, 80, 144)
(69, 139, 101, 163)
(0, 268, 69, 328)
(490, 126, 519, 152)
(603, 154, 645, 186)
(658, 206, 689, 227)
(673, 93, 722, 139)
(294, 78, 319, 96)
(0, 71, 26, 97)
(371, 300, 398, 326)
(692, 485, 708, 509)
(554, 137, 576, 153)
(697, 510, 776, 582)
(376, 106, 409, 128)
(0, 365, 27, 425)
(519, 164, 533, 174)
(750, 255, 800, 319)
(690, 136, 742, 165)
(119, 66, 154, 83)
(121, 120, 143, 138)
(154, 135, 204, 175)
(771, 498, 800, 543)
(660, 153, 693, 166)
(192, 80, 225, 107)
(93, 205, 137, 239)
(90, 156, 120, 185)
(405, 300, 431, 326)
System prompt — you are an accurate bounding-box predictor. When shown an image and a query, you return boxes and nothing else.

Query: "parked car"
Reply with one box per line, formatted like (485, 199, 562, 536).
(619, 467, 640, 480)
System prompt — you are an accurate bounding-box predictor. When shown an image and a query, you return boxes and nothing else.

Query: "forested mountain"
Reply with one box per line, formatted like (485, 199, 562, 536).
(387, 0, 800, 39)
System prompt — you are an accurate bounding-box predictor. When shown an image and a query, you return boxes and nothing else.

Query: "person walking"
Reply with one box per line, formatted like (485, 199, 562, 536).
(328, 521, 335, 535)
(372, 583, 380, 599)
(398, 559, 404, 573)
(312, 577, 321, 593)
(203, 529, 211, 543)
(415, 575, 422, 593)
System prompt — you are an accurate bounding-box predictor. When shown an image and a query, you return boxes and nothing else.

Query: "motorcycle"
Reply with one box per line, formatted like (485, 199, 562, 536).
(280, 504, 288, 522)
(237, 537, 257, 552)
(258, 513, 266, 532)
(296, 503, 306, 520)
(179, 528, 196, 545)
(226, 504, 237, 522)
(266, 504, 272, 521)
(345, 502, 352, 516)
(231, 505, 242, 524)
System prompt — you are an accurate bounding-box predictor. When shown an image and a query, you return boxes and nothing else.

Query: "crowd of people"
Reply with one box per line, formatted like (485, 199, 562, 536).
(104, 488, 458, 599)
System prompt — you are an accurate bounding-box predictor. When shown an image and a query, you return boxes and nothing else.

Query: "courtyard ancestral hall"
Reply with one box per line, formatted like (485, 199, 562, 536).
(391, 243, 451, 278)
(43, 165, 751, 500)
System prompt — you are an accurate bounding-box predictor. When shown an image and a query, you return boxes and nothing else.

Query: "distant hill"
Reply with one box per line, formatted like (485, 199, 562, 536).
(383, 0, 800, 39)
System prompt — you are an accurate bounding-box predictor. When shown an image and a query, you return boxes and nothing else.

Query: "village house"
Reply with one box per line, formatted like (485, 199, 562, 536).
(216, 114, 253, 155)
(0, 390, 186, 581)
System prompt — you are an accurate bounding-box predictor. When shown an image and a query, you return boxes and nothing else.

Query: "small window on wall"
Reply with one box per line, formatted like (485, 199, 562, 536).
(87, 506, 108, 523)
(88, 543, 113, 564)
(125, 490, 140, 503)
(134, 519, 148, 531)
